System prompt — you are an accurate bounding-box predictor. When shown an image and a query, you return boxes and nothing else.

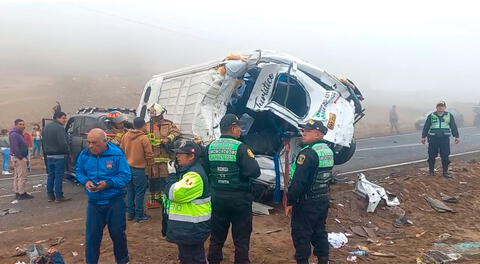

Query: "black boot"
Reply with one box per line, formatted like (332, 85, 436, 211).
(443, 167, 451, 178)
(317, 255, 329, 264)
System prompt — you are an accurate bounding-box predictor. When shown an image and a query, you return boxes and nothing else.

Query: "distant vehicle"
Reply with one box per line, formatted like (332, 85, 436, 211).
(137, 50, 365, 199)
(414, 109, 464, 130)
(43, 107, 136, 177)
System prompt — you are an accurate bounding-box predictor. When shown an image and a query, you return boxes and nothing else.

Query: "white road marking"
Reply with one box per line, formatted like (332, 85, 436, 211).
(357, 126, 476, 142)
(0, 173, 47, 182)
(356, 143, 423, 152)
(0, 191, 41, 199)
(0, 217, 84, 235)
(337, 149, 480, 175)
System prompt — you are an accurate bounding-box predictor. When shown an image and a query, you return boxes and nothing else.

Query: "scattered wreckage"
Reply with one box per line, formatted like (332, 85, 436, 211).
(137, 50, 365, 198)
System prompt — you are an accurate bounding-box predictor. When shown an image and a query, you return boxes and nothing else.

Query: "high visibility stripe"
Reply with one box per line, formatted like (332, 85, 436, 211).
(168, 213, 211, 223)
(191, 197, 211, 204)
(168, 183, 176, 200)
(154, 157, 170, 163)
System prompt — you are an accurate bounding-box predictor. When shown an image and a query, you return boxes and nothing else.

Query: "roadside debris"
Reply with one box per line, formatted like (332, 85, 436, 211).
(252, 202, 273, 215)
(264, 229, 282, 235)
(50, 237, 65, 247)
(0, 208, 20, 216)
(346, 255, 358, 262)
(355, 173, 400, 212)
(416, 250, 461, 264)
(437, 233, 452, 242)
(327, 232, 348, 248)
(434, 241, 480, 255)
(11, 199, 18, 204)
(424, 196, 455, 213)
(440, 193, 459, 203)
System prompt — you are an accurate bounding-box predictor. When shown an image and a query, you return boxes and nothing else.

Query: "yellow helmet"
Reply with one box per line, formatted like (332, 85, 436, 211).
(148, 104, 167, 117)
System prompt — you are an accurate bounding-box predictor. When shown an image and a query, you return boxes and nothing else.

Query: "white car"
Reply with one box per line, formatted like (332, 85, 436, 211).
(137, 50, 364, 198)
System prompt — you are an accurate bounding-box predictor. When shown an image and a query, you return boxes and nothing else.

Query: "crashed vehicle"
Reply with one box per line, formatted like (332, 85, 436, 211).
(137, 50, 364, 199)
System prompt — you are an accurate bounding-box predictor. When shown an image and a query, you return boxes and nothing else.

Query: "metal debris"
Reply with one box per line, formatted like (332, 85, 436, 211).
(252, 202, 273, 215)
(424, 196, 455, 213)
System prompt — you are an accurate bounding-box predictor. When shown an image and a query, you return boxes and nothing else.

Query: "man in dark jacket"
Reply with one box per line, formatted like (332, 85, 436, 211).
(421, 101, 460, 177)
(207, 114, 261, 264)
(76, 128, 131, 264)
(9, 119, 33, 200)
(43, 111, 71, 202)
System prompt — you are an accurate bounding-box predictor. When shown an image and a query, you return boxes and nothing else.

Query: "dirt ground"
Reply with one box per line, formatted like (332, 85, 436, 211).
(2, 155, 480, 263)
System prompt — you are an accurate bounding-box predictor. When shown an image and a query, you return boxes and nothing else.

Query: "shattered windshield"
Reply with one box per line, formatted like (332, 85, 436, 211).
(272, 73, 308, 117)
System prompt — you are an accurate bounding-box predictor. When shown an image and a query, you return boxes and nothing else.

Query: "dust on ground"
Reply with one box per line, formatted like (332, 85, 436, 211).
(2, 155, 480, 263)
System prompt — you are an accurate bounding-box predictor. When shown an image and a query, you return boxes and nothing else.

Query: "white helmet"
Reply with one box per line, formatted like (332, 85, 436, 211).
(148, 104, 167, 117)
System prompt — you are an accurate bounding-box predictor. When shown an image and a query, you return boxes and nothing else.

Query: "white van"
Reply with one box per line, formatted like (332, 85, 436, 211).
(137, 50, 364, 198)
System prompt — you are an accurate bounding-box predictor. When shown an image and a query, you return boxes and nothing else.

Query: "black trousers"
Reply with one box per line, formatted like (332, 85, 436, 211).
(178, 244, 207, 264)
(208, 192, 253, 264)
(291, 197, 330, 264)
(428, 136, 450, 171)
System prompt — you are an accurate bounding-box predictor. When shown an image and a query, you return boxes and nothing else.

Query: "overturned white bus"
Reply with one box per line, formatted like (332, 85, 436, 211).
(137, 50, 364, 199)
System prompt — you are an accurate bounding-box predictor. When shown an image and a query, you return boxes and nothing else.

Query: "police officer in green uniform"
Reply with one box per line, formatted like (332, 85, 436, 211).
(286, 119, 333, 264)
(207, 114, 261, 264)
(164, 141, 211, 264)
(421, 101, 460, 177)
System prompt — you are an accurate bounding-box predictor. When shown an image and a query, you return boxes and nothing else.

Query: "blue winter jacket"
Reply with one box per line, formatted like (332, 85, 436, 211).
(75, 142, 131, 205)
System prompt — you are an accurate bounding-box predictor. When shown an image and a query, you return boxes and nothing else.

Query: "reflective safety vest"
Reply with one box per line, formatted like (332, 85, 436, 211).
(429, 112, 452, 137)
(167, 172, 211, 223)
(165, 162, 211, 244)
(291, 141, 334, 196)
(208, 137, 249, 191)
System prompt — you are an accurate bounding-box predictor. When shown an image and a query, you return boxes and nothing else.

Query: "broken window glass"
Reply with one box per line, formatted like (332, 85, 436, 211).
(272, 74, 308, 117)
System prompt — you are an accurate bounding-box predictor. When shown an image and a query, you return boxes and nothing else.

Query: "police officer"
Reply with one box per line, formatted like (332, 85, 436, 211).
(421, 101, 460, 177)
(164, 141, 211, 264)
(207, 114, 261, 264)
(146, 104, 180, 208)
(285, 119, 333, 264)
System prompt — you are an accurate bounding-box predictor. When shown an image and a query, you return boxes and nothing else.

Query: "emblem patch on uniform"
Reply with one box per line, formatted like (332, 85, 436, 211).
(297, 154, 306, 165)
(327, 113, 336, 129)
(247, 148, 255, 158)
(106, 160, 113, 169)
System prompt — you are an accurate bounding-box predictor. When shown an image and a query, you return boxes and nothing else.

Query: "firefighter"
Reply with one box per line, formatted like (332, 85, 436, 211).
(421, 100, 460, 177)
(207, 114, 261, 264)
(285, 119, 333, 264)
(106, 111, 128, 145)
(145, 104, 180, 209)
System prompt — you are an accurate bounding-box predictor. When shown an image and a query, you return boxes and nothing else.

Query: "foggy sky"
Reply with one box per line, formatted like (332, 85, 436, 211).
(1, 0, 479, 105)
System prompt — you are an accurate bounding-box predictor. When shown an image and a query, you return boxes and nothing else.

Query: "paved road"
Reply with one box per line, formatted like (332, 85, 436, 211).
(336, 126, 480, 173)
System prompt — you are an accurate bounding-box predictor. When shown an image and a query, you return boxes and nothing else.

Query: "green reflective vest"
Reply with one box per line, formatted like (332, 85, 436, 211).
(165, 162, 211, 245)
(208, 137, 249, 191)
(429, 112, 451, 137)
(167, 169, 211, 223)
(291, 141, 334, 196)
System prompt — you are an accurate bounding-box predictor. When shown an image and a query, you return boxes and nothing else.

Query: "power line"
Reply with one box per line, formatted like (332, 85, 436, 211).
(70, 4, 212, 42)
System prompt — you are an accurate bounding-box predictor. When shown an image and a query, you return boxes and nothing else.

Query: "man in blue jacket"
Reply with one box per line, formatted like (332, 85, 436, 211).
(76, 128, 131, 264)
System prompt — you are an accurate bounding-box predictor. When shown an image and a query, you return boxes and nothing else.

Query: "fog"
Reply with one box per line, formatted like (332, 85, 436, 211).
(1, 0, 479, 129)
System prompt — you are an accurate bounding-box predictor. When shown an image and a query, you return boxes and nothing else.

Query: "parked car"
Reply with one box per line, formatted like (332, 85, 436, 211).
(43, 107, 136, 177)
(414, 109, 464, 130)
(137, 50, 365, 199)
